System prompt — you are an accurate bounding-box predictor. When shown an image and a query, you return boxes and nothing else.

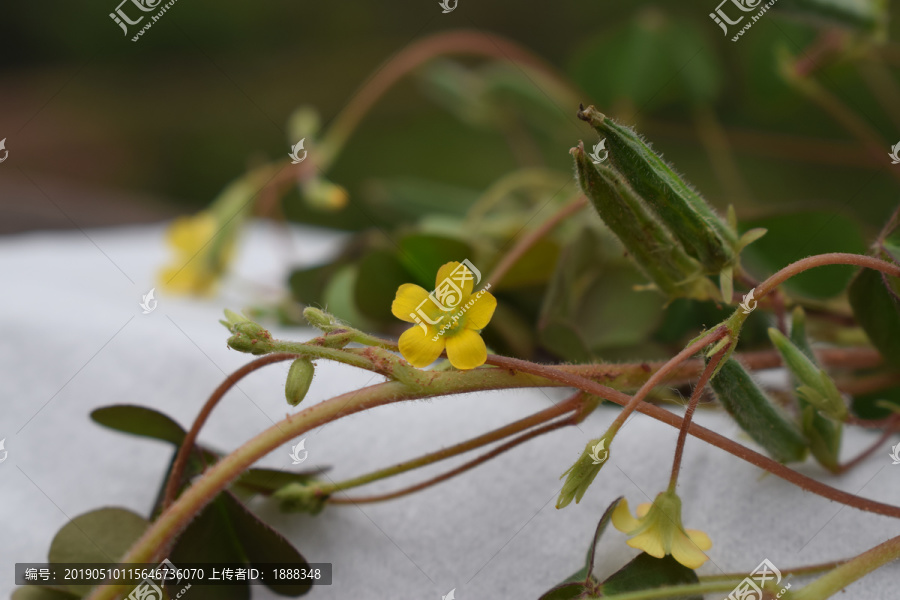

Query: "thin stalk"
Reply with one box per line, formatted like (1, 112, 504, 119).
(332, 416, 576, 504)
(668, 344, 728, 491)
(161, 353, 299, 509)
(790, 532, 900, 600)
(837, 414, 900, 474)
(319, 391, 586, 497)
(756, 253, 900, 299)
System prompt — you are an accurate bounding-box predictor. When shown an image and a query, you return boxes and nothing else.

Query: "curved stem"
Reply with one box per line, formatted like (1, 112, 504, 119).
(161, 353, 300, 510)
(332, 416, 577, 504)
(756, 253, 900, 299)
(836, 414, 900, 474)
(668, 344, 728, 491)
(605, 327, 728, 435)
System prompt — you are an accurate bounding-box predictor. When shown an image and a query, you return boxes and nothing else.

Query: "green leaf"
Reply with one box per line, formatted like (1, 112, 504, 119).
(600, 553, 701, 599)
(170, 494, 251, 600)
(849, 267, 900, 365)
(170, 492, 311, 598)
(49, 508, 150, 597)
(353, 250, 412, 323)
(740, 212, 866, 299)
(538, 228, 665, 361)
(221, 492, 312, 596)
(397, 233, 474, 289)
(90, 405, 186, 445)
(709, 358, 809, 463)
(493, 237, 560, 289)
(321, 265, 378, 331)
(289, 262, 343, 307)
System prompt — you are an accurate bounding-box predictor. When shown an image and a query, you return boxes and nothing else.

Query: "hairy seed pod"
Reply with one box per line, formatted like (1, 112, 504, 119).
(578, 105, 736, 274)
(572, 142, 718, 301)
(709, 358, 808, 463)
(285, 358, 315, 407)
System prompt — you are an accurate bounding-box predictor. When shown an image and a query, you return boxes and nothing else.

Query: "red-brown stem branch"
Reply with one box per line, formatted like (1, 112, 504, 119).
(668, 344, 729, 491)
(161, 352, 300, 510)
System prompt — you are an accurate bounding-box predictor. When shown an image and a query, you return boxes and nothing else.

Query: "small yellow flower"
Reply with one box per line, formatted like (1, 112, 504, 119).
(612, 490, 712, 569)
(158, 211, 235, 296)
(391, 262, 496, 370)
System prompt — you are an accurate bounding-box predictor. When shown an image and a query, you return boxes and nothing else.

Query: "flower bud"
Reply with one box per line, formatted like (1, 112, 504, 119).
(227, 321, 274, 355)
(285, 358, 315, 407)
(557, 434, 613, 509)
(769, 327, 847, 421)
(274, 482, 328, 515)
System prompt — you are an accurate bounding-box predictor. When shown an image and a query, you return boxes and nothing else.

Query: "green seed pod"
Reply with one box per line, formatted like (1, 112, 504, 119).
(709, 358, 808, 463)
(285, 358, 315, 407)
(769, 327, 847, 421)
(577, 105, 736, 274)
(571, 143, 718, 301)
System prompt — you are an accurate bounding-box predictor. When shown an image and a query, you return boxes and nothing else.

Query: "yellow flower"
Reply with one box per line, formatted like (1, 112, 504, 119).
(611, 490, 712, 569)
(158, 212, 235, 296)
(391, 261, 496, 370)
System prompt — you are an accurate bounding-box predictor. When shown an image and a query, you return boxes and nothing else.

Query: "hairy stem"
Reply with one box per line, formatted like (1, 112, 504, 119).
(790, 532, 900, 600)
(668, 344, 728, 491)
(332, 416, 577, 504)
(161, 353, 299, 510)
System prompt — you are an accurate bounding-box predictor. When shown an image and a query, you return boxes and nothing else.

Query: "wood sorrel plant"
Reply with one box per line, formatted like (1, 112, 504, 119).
(31, 23, 900, 600)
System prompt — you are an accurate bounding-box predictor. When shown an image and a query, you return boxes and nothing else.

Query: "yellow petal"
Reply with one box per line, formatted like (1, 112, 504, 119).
(445, 328, 487, 370)
(391, 284, 431, 323)
(398, 325, 445, 368)
(464, 291, 497, 330)
(686, 529, 712, 551)
(611, 499, 641, 534)
(435, 261, 475, 299)
(670, 529, 711, 569)
(627, 529, 666, 559)
(168, 213, 216, 253)
(636, 503, 653, 518)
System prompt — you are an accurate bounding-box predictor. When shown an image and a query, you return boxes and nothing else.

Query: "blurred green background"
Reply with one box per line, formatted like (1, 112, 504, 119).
(2, 0, 899, 362)
(2, 0, 898, 231)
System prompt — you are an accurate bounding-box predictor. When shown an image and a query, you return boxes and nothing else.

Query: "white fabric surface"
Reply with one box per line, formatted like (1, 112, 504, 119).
(1, 220, 899, 599)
